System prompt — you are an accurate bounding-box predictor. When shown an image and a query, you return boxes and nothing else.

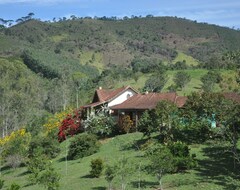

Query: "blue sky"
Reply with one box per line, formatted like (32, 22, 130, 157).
(0, 0, 240, 28)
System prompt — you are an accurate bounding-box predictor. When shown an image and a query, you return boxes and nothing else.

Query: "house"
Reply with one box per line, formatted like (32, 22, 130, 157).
(82, 86, 138, 117)
(110, 92, 187, 128)
(223, 92, 240, 104)
(83, 85, 240, 129)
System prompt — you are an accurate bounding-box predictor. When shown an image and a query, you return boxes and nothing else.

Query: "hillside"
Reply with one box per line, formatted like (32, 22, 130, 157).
(0, 15, 240, 190)
(1, 133, 240, 190)
(1, 16, 240, 65)
(0, 16, 240, 138)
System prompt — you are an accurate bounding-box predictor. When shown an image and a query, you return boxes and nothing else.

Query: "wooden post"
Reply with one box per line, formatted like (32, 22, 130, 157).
(135, 111, 138, 132)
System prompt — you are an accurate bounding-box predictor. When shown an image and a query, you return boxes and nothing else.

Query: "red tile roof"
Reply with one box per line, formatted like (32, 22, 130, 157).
(223, 92, 240, 104)
(111, 92, 186, 110)
(83, 86, 138, 108)
(96, 86, 129, 102)
(175, 96, 188, 107)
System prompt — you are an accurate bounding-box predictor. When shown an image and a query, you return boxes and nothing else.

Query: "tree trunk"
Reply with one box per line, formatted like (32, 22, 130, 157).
(108, 182, 111, 190)
(76, 90, 79, 108)
(232, 125, 238, 169)
(157, 171, 163, 190)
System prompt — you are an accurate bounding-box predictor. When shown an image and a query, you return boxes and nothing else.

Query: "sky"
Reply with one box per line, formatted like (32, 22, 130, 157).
(0, 0, 240, 29)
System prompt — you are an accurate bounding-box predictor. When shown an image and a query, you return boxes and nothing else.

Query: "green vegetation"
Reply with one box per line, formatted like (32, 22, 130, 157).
(90, 158, 104, 178)
(0, 132, 239, 190)
(0, 15, 240, 190)
(173, 51, 199, 66)
(67, 133, 100, 160)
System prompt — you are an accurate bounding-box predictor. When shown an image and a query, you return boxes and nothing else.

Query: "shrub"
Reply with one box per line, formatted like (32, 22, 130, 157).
(28, 135, 60, 159)
(0, 128, 31, 168)
(27, 153, 49, 184)
(7, 183, 20, 190)
(43, 108, 73, 134)
(83, 112, 116, 138)
(58, 109, 84, 142)
(68, 133, 100, 160)
(90, 158, 104, 177)
(0, 129, 31, 157)
(168, 141, 197, 171)
(6, 154, 24, 169)
(38, 166, 60, 190)
(0, 179, 4, 189)
(118, 115, 134, 133)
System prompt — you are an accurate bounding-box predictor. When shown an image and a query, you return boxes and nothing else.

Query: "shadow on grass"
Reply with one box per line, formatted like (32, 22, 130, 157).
(0, 165, 11, 172)
(23, 183, 34, 188)
(196, 145, 240, 190)
(81, 174, 92, 178)
(120, 137, 150, 151)
(57, 157, 66, 162)
(91, 187, 106, 190)
(17, 170, 30, 177)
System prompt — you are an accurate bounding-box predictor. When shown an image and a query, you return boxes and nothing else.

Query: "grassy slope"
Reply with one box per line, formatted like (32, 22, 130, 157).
(2, 133, 239, 190)
(172, 51, 199, 66)
(114, 69, 237, 95)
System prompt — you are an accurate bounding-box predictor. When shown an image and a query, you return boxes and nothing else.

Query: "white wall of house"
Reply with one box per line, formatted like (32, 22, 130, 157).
(108, 89, 136, 107)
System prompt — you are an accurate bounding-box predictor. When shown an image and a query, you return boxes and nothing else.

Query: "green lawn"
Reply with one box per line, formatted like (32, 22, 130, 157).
(1, 132, 239, 190)
(173, 51, 199, 66)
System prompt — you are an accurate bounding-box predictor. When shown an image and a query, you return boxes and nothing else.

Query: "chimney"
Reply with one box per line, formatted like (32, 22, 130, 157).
(99, 86, 102, 90)
(145, 91, 149, 95)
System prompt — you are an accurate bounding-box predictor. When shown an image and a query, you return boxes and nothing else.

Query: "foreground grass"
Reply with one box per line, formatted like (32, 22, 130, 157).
(1, 133, 240, 190)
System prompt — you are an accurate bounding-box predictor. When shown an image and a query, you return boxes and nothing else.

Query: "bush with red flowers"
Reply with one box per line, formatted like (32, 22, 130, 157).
(58, 108, 84, 142)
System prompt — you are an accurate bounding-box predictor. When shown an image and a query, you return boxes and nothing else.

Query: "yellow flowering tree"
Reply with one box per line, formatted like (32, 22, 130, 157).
(43, 108, 73, 134)
(0, 128, 31, 168)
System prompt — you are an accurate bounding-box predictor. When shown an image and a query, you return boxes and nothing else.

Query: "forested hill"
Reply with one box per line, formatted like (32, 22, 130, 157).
(1, 16, 240, 64)
(0, 16, 240, 137)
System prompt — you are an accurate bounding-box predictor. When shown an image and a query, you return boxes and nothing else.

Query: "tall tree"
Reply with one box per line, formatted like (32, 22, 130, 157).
(173, 71, 191, 90)
(201, 71, 222, 92)
(146, 145, 174, 190)
(143, 62, 168, 92)
(139, 100, 178, 142)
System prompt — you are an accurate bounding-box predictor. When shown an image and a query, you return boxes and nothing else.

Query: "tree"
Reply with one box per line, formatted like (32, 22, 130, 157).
(28, 12, 35, 19)
(146, 145, 174, 190)
(143, 63, 168, 92)
(138, 110, 154, 137)
(116, 157, 135, 190)
(105, 165, 117, 190)
(180, 92, 231, 143)
(173, 71, 191, 90)
(204, 56, 224, 69)
(218, 102, 240, 168)
(119, 115, 134, 134)
(15, 18, 23, 23)
(72, 72, 88, 108)
(90, 158, 104, 178)
(201, 71, 222, 92)
(138, 100, 178, 142)
(154, 100, 178, 142)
